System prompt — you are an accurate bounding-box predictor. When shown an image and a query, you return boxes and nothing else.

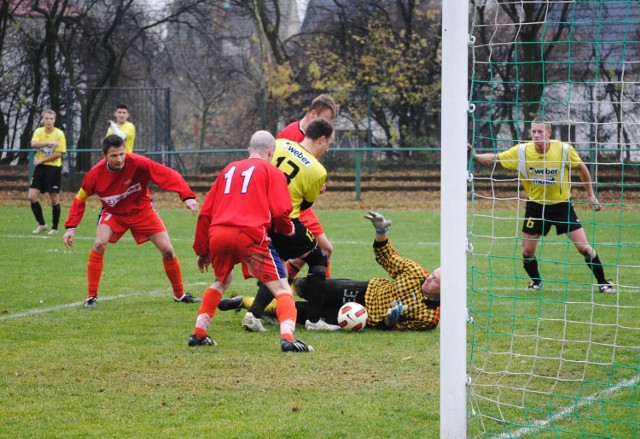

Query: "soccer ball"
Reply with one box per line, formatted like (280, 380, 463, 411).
(337, 302, 368, 332)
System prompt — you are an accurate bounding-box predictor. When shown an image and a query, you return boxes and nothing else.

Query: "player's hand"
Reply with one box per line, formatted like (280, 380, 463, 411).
(63, 229, 75, 248)
(588, 196, 602, 211)
(386, 299, 408, 320)
(196, 255, 210, 273)
(364, 211, 392, 232)
(184, 199, 199, 215)
(319, 183, 327, 195)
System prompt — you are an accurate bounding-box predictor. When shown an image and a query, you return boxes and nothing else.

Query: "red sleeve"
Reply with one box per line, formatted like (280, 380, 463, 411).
(268, 167, 294, 235)
(64, 196, 87, 229)
(192, 180, 217, 256)
(143, 156, 196, 201)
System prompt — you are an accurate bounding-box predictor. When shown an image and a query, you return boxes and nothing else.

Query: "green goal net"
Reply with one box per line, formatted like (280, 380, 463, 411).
(467, 1, 640, 437)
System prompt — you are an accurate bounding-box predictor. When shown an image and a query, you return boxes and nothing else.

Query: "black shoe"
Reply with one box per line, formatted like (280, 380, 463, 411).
(281, 338, 314, 352)
(84, 297, 97, 308)
(598, 282, 616, 294)
(175, 293, 201, 303)
(525, 281, 542, 292)
(188, 334, 216, 347)
(218, 295, 243, 311)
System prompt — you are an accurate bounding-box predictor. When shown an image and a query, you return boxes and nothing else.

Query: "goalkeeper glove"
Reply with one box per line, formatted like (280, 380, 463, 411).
(364, 211, 392, 234)
(386, 299, 408, 322)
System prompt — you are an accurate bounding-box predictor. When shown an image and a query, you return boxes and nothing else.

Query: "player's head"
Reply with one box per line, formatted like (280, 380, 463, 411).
(41, 109, 56, 127)
(103, 134, 125, 154)
(421, 267, 441, 301)
(307, 94, 338, 123)
(304, 119, 335, 158)
(114, 104, 130, 123)
(102, 135, 126, 170)
(530, 118, 552, 145)
(249, 130, 276, 159)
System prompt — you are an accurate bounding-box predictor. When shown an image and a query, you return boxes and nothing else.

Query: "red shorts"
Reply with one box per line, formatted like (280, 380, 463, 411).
(299, 208, 324, 236)
(98, 205, 166, 244)
(209, 226, 287, 284)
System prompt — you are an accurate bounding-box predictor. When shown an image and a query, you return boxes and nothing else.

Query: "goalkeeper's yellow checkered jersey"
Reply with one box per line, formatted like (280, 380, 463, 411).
(272, 138, 327, 219)
(365, 240, 440, 331)
(497, 140, 582, 204)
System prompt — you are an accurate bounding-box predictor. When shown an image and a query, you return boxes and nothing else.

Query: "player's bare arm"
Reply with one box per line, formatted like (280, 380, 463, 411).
(576, 163, 601, 211)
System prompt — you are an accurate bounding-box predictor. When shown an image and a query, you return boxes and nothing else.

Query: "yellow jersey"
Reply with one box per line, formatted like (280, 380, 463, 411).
(272, 138, 327, 219)
(498, 140, 583, 204)
(31, 127, 66, 167)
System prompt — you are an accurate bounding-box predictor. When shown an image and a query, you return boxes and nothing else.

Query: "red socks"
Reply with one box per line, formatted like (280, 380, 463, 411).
(193, 288, 222, 338)
(275, 293, 297, 341)
(162, 256, 184, 299)
(87, 249, 104, 298)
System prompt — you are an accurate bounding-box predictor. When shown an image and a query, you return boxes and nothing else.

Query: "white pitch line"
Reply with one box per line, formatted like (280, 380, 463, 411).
(0, 282, 209, 321)
(495, 375, 640, 438)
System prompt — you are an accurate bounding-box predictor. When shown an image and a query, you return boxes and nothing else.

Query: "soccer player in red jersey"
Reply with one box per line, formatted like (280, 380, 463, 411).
(188, 130, 313, 352)
(276, 94, 338, 279)
(62, 135, 201, 308)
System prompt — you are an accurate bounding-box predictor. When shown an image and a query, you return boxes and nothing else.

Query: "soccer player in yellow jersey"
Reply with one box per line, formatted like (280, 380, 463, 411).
(106, 104, 136, 153)
(472, 119, 615, 294)
(29, 109, 67, 235)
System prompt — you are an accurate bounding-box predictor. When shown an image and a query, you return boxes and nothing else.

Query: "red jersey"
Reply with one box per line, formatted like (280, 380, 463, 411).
(276, 120, 305, 143)
(193, 157, 294, 257)
(65, 153, 195, 228)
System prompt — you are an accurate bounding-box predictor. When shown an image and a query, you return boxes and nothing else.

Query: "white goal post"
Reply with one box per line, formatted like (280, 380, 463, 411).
(440, 0, 469, 437)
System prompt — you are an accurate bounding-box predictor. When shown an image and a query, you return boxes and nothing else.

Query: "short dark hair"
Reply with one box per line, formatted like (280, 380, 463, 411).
(116, 104, 129, 111)
(103, 134, 124, 154)
(305, 119, 334, 141)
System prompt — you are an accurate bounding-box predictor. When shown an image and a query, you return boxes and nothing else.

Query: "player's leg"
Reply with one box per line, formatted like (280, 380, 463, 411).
(299, 245, 329, 326)
(244, 241, 312, 351)
(314, 232, 333, 277)
(84, 223, 114, 308)
(521, 202, 544, 290)
(47, 168, 62, 234)
(28, 169, 47, 233)
(148, 231, 200, 303)
(521, 233, 541, 290)
(295, 277, 368, 326)
(263, 280, 313, 352)
(189, 274, 230, 347)
(568, 227, 613, 291)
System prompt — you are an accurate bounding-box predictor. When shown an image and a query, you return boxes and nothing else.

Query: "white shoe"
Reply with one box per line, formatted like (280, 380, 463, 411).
(47, 229, 58, 235)
(242, 312, 267, 333)
(305, 319, 341, 331)
(33, 224, 48, 234)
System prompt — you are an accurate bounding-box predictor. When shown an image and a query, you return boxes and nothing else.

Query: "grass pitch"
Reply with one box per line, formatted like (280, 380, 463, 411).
(2, 203, 637, 438)
(0, 208, 440, 438)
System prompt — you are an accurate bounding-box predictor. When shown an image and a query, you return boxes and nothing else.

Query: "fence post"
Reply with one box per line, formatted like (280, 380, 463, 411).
(354, 148, 362, 201)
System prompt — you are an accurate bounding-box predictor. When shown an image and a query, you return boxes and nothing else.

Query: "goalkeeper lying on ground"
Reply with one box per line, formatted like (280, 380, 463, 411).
(218, 211, 441, 331)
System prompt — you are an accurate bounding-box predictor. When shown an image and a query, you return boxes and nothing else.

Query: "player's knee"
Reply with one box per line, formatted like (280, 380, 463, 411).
(162, 249, 176, 260)
(302, 245, 327, 268)
(308, 264, 327, 278)
(93, 239, 108, 253)
(579, 246, 596, 260)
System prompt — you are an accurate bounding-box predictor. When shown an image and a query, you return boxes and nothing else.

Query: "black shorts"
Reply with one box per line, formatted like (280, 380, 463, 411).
(30, 165, 62, 194)
(522, 201, 582, 236)
(269, 218, 316, 261)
